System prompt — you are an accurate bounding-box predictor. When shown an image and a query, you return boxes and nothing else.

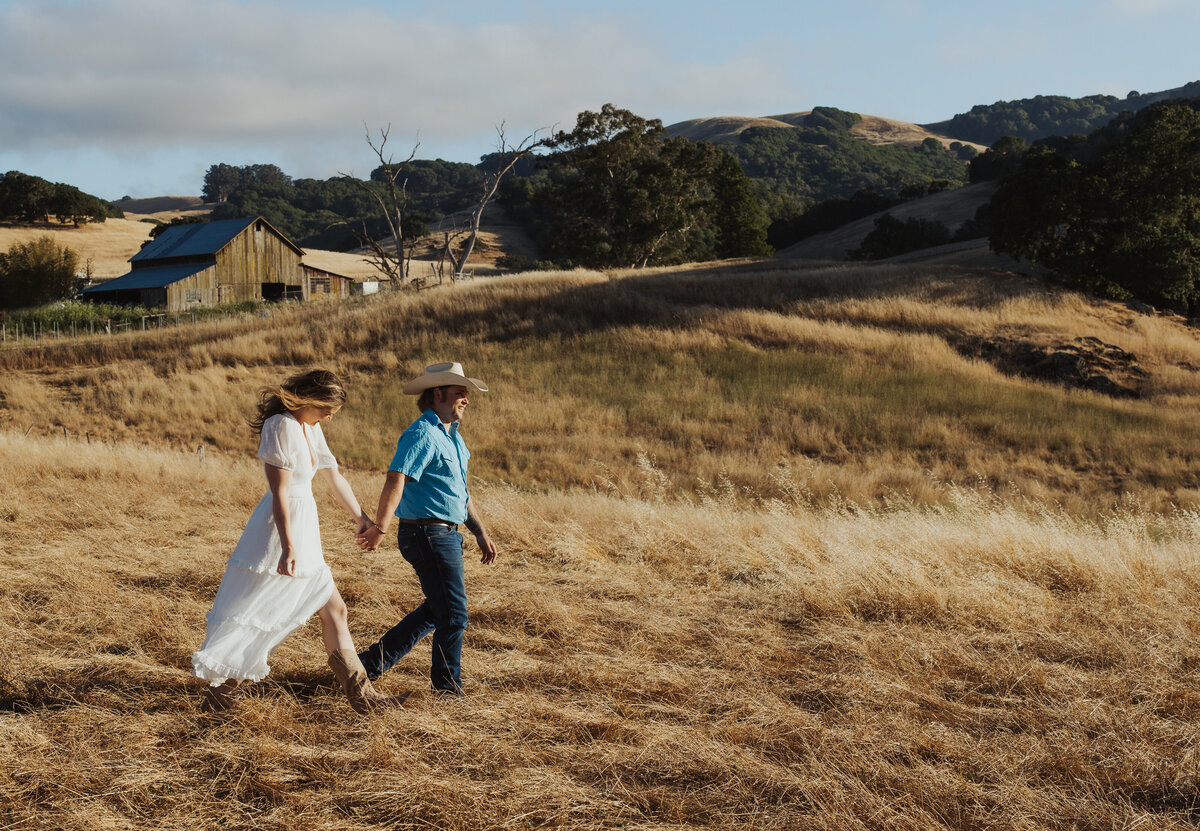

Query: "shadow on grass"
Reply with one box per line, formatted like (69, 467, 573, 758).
(0, 663, 337, 714)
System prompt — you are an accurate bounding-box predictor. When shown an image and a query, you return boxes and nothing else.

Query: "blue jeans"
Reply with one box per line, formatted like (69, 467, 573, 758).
(359, 524, 467, 693)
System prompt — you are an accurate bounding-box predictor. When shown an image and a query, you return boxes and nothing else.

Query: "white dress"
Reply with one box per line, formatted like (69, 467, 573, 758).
(191, 412, 338, 686)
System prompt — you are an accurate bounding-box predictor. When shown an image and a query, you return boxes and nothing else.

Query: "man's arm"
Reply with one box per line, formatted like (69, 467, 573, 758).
(357, 470, 408, 551)
(464, 498, 497, 565)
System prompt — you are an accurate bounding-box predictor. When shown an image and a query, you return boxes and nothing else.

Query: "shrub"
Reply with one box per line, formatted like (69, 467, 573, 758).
(850, 214, 952, 260)
(0, 236, 78, 310)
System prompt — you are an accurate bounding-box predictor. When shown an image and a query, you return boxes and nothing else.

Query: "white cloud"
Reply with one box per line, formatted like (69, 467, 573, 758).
(0, 0, 798, 170)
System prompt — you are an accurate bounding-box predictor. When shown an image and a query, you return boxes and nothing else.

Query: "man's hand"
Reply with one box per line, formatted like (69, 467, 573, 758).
(476, 530, 497, 565)
(358, 525, 385, 552)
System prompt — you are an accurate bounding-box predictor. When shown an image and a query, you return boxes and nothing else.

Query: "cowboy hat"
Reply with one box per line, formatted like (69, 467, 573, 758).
(402, 361, 489, 395)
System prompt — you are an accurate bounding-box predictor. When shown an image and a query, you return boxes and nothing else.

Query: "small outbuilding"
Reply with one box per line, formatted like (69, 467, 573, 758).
(302, 263, 353, 299)
(82, 217, 348, 311)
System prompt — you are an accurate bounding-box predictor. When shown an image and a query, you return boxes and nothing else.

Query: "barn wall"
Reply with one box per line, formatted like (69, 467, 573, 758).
(212, 220, 305, 302)
(164, 267, 220, 312)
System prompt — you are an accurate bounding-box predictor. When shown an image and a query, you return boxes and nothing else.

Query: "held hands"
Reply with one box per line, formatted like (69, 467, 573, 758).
(357, 524, 385, 551)
(355, 510, 385, 551)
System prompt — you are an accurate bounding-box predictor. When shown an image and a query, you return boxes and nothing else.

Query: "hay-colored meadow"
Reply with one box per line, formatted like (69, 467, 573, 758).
(2, 259, 1200, 829)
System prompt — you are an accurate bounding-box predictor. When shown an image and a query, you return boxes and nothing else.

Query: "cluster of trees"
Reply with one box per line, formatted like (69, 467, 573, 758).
(0, 236, 78, 310)
(725, 107, 970, 215)
(499, 105, 770, 268)
(203, 160, 483, 250)
(765, 179, 964, 252)
(203, 105, 974, 269)
(938, 82, 1200, 146)
(0, 171, 122, 226)
(989, 102, 1200, 311)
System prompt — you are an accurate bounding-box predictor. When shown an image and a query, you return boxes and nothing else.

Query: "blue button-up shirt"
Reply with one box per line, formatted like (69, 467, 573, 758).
(389, 409, 472, 523)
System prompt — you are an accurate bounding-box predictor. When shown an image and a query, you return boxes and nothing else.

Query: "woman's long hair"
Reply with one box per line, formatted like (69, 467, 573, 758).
(249, 369, 347, 434)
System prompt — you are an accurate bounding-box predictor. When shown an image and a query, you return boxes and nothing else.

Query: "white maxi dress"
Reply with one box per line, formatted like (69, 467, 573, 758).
(191, 412, 337, 686)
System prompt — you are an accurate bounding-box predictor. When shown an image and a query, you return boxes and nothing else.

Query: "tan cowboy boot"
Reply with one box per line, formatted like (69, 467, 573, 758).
(200, 678, 241, 712)
(327, 649, 412, 714)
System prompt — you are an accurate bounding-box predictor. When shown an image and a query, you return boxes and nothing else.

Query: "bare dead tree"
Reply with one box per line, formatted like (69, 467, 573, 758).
(446, 123, 551, 277)
(437, 224, 470, 283)
(342, 124, 421, 288)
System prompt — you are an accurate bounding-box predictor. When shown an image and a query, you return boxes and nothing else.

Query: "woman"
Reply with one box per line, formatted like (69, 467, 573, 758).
(191, 369, 405, 714)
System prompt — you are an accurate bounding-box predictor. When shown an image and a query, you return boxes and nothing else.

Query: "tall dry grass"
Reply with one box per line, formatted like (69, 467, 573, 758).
(4, 260, 1200, 514)
(2, 425, 1199, 829)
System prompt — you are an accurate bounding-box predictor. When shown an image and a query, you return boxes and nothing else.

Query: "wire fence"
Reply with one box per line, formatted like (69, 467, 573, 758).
(0, 301, 301, 348)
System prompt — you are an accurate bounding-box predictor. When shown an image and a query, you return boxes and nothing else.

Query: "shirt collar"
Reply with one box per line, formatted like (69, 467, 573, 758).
(421, 408, 459, 436)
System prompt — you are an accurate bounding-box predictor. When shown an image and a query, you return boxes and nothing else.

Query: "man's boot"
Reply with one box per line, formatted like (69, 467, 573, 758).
(328, 649, 412, 714)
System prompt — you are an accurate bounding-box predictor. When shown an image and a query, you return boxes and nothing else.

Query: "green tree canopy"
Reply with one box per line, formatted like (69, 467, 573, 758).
(0, 236, 79, 310)
(990, 103, 1200, 311)
(938, 83, 1200, 145)
(517, 104, 771, 268)
(0, 171, 119, 225)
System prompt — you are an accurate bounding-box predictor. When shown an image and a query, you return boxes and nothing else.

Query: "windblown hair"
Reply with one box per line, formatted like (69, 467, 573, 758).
(249, 369, 347, 434)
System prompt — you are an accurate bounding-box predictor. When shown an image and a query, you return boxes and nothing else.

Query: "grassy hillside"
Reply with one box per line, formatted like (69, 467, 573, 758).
(6, 260, 1200, 513)
(3, 261, 1200, 828)
(776, 183, 998, 262)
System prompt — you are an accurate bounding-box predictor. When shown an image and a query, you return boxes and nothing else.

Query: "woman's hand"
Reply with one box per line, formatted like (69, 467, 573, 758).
(355, 512, 373, 536)
(357, 525, 385, 552)
(277, 547, 297, 576)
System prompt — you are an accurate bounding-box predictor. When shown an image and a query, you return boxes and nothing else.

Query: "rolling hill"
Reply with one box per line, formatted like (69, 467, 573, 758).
(776, 181, 999, 262)
(666, 110, 987, 153)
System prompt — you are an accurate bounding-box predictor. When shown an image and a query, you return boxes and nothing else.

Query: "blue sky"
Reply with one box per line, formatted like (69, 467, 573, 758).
(0, 0, 1196, 200)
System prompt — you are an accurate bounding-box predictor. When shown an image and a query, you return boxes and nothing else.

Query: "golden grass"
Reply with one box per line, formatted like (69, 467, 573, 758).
(2, 426, 1200, 829)
(2, 259, 1200, 827)
(0, 218, 155, 280)
(5, 260, 1200, 515)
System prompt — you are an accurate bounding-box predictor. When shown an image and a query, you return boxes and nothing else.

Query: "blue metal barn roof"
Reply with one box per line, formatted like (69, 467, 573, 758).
(130, 217, 257, 262)
(82, 263, 212, 293)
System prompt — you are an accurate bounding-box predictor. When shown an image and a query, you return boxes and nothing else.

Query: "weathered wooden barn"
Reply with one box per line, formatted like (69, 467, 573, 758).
(82, 217, 350, 311)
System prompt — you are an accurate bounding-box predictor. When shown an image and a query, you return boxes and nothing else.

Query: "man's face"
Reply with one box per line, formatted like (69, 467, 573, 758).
(435, 386, 470, 422)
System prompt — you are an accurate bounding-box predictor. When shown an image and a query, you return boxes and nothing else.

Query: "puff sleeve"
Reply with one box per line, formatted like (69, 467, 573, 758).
(309, 422, 338, 471)
(257, 413, 300, 470)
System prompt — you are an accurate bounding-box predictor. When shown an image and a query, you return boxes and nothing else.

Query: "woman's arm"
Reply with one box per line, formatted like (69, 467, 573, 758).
(318, 466, 373, 533)
(264, 463, 296, 576)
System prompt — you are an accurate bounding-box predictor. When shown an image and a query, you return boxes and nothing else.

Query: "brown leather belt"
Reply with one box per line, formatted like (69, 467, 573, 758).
(398, 518, 456, 528)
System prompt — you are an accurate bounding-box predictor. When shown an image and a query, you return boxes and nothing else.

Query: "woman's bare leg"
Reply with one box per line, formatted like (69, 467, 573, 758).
(316, 585, 356, 655)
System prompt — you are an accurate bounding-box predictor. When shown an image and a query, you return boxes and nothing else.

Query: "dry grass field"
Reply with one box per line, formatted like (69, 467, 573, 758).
(0, 218, 158, 280)
(3, 259, 1200, 828)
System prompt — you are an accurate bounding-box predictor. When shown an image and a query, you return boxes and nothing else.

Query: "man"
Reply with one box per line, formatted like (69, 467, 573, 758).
(357, 361, 498, 694)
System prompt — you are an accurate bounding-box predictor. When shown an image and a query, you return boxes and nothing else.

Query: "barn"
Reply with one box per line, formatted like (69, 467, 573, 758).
(81, 217, 349, 311)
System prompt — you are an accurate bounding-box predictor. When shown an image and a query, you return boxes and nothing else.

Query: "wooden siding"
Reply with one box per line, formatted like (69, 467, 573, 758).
(158, 220, 305, 312)
(302, 266, 353, 299)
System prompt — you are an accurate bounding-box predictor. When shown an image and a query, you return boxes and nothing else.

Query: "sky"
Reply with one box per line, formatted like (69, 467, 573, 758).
(0, 0, 1196, 200)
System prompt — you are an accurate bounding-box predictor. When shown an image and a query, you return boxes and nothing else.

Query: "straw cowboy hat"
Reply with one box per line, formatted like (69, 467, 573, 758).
(402, 362, 489, 395)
